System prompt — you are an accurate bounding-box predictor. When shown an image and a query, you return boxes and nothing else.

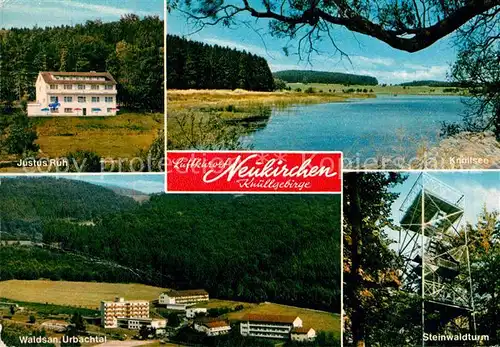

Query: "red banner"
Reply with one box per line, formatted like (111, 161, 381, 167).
(166, 151, 342, 193)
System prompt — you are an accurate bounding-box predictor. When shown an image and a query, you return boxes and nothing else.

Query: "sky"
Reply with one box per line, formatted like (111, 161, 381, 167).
(167, 3, 461, 84)
(389, 171, 500, 241)
(0, 0, 163, 28)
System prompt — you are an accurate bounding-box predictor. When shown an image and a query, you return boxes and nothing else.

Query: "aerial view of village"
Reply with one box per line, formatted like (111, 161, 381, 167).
(166, 0, 499, 169)
(0, 174, 341, 346)
(0, 0, 164, 173)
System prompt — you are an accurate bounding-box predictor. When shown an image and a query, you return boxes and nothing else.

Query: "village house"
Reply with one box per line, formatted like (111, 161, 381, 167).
(100, 297, 149, 329)
(194, 319, 231, 336)
(27, 71, 118, 117)
(240, 314, 303, 339)
(186, 307, 208, 318)
(158, 289, 209, 310)
(291, 327, 317, 342)
(116, 317, 167, 331)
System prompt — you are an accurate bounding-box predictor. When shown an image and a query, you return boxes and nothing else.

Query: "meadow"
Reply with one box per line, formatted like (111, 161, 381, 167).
(0, 280, 168, 309)
(32, 112, 163, 158)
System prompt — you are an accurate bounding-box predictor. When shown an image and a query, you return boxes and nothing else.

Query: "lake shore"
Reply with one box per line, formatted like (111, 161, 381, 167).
(167, 89, 374, 149)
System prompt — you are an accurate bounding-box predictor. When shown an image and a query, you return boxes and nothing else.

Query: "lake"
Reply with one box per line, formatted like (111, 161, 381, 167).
(240, 95, 466, 165)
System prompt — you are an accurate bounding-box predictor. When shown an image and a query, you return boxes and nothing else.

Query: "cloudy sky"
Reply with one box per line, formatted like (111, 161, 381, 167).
(167, 3, 460, 84)
(0, 0, 163, 28)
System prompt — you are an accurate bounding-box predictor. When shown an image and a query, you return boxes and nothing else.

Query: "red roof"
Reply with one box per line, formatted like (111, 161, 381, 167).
(243, 314, 299, 324)
(204, 320, 230, 328)
(40, 71, 117, 85)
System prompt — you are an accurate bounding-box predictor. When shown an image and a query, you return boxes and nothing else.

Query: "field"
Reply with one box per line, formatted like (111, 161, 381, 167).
(32, 112, 163, 158)
(0, 280, 168, 309)
(226, 302, 341, 336)
(286, 82, 464, 95)
(167, 89, 372, 149)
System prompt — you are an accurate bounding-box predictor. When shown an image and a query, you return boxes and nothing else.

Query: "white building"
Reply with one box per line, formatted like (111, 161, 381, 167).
(186, 307, 208, 318)
(100, 297, 149, 329)
(291, 327, 316, 342)
(27, 71, 118, 117)
(117, 317, 167, 331)
(159, 289, 209, 309)
(40, 320, 70, 333)
(194, 319, 231, 336)
(240, 314, 302, 339)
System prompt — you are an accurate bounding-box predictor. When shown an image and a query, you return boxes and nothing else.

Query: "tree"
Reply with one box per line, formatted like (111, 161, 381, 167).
(449, 9, 500, 140)
(167, 312, 181, 327)
(9, 305, 15, 315)
(343, 172, 412, 347)
(29, 315, 36, 324)
(4, 113, 39, 155)
(70, 312, 85, 332)
(170, 0, 499, 55)
(138, 325, 155, 340)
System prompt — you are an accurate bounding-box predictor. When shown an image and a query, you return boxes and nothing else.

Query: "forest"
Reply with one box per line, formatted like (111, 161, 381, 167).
(0, 14, 164, 111)
(273, 70, 378, 86)
(343, 172, 500, 347)
(0, 178, 341, 313)
(0, 177, 137, 239)
(398, 80, 460, 87)
(167, 35, 275, 91)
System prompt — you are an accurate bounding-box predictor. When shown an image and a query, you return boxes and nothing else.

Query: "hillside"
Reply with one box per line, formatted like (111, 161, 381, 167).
(399, 80, 459, 87)
(274, 70, 378, 85)
(0, 180, 342, 313)
(167, 35, 274, 91)
(42, 194, 342, 312)
(0, 177, 137, 239)
(0, 280, 167, 309)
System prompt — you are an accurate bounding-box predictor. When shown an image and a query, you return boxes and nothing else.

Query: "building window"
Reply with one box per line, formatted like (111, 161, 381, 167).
(50, 85, 58, 90)
(105, 85, 113, 90)
(64, 96, 73, 102)
(107, 108, 112, 113)
(77, 84, 85, 90)
(78, 96, 86, 103)
(105, 97, 113, 103)
(50, 96, 58, 103)
(92, 97, 100, 103)
(91, 85, 99, 90)
(63, 85, 72, 90)
(64, 108, 73, 113)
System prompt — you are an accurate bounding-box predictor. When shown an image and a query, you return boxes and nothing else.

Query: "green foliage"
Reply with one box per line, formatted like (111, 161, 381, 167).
(0, 16, 163, 111)
(167, 35, 274, 91)
(167, 312, 181, 327)
(274, 78, 288, 90)
(305, 87, 316, 94)
(0, 324, 54, 347)
(138, 325, 155, 339)
(274, 70, 378, 85)
(64, 150, 102, 172)
(399, 80, 459, 87)
(29, 315, 36, 323)
(439, 121, 463, 138)
(3, 113, 39, 155)
(70, 312, 85, 332)
(0, 297, 98, 317)
(0, 177, 136, 239)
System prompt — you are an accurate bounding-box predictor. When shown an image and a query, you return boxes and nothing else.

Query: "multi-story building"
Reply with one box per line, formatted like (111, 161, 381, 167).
(100, 297, 149, 329)
(240, 314, 303, 339)
(159, 289, 209, 309)
(194, 319, 231, 336)
(186, 307, 208, 318)
(116, 317, 167, 331)
(27, 71, 118, 117)
(291, 327, 316, 342)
